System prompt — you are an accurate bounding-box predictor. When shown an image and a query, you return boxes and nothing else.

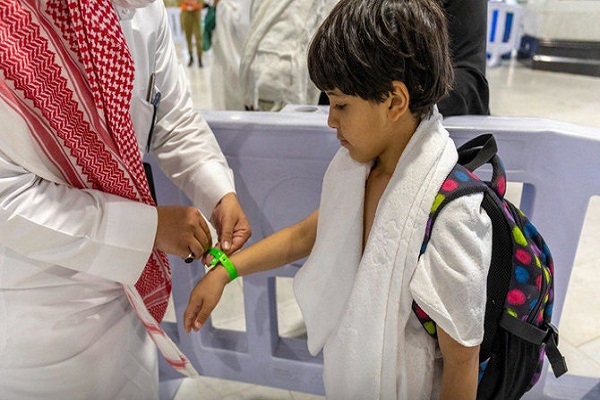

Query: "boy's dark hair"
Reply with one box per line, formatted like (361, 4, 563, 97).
(308, 0, 454, 119)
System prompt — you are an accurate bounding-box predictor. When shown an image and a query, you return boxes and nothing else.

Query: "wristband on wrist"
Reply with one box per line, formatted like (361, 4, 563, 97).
(207, 247, 238, 281)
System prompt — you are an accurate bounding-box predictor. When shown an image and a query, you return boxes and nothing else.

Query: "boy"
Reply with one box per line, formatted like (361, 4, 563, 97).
(185, 0, 492, 398)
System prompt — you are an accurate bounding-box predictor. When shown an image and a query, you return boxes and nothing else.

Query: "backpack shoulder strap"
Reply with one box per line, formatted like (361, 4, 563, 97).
(421, 164, 490, 251)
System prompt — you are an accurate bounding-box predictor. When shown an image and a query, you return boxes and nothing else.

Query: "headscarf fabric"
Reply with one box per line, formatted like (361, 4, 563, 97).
(0, 0, 169, 322)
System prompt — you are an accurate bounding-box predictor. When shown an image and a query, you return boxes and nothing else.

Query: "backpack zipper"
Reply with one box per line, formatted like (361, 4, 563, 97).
(529, 264, 549, 324)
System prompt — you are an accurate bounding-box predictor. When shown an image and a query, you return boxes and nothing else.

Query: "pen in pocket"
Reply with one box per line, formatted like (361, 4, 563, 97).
(146, 72, 156, 102)
(147, 91, 161, 152)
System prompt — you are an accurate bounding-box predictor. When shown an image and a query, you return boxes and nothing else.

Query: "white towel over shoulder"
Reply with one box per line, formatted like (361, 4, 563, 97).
(294, 110, 461, 399)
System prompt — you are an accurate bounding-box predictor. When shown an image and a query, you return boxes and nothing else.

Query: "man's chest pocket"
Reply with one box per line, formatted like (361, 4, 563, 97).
(130, 78, 161, 203)
(131, 95, 156, 154)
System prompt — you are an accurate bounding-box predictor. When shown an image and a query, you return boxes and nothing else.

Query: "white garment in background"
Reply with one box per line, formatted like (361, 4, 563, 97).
(113, 0, 156, 8)
(210, 0, 251, 110)
(0, 3, 234, 399)
(294, 110, 492, 399)
(239, 0, 338, 110)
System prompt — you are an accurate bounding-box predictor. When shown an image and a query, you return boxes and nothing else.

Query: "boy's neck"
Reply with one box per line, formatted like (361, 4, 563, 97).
(373, 114, 420, 176)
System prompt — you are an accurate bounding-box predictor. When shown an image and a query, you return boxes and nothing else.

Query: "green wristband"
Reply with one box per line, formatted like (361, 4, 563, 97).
(207, 247, 238, 281)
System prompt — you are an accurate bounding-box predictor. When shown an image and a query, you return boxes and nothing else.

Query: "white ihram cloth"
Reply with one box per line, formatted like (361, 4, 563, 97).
(294, 111, 492, 399)
(209, 0, 250, 111)
(239, 0, 337, 110)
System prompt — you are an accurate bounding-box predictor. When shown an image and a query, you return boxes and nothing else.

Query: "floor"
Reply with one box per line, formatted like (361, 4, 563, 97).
(167, 46, 600, 399)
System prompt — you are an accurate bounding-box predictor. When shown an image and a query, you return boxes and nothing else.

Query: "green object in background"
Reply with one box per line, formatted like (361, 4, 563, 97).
(203, 6, 216, 51)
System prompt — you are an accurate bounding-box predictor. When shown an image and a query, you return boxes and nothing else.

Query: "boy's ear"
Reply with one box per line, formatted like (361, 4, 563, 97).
(387, 81, 410, 121)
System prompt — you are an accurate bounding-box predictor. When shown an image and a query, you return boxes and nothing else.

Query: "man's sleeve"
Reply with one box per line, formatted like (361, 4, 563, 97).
(147, 4, 235, 217)
(0, 121, 156, 285)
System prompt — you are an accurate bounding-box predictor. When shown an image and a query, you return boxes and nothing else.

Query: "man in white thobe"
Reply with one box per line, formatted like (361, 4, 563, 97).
(0, 1, 250, 399)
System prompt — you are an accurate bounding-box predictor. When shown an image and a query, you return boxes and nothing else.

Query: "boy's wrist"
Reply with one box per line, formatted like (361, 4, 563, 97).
(207, 247, 238, 281)
(208, 263, 232, 285)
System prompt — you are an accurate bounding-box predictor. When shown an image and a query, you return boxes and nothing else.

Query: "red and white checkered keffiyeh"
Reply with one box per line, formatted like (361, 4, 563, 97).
(0, 0, 196, 376)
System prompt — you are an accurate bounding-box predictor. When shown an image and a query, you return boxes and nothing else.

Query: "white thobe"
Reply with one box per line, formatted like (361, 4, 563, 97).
(239, 0, 338, 110)
(0, 2, 234, 399)
(209, 0, 251, 111)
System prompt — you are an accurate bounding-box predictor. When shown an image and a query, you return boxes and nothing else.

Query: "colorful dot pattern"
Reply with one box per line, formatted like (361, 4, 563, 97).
(413, 162, 556, 388)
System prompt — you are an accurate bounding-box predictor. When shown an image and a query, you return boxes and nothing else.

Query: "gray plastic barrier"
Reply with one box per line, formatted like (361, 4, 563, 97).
(155, 108, 600, 399)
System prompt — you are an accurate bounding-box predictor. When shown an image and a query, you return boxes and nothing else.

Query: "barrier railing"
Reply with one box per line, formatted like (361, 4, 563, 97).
(154, 109, 600, 399)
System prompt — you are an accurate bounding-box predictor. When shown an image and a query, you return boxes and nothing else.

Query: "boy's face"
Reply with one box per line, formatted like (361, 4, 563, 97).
(326, 89, 393, 164)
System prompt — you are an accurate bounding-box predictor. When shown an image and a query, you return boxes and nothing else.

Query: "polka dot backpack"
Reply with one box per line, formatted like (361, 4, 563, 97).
(413, 134, 568, 399)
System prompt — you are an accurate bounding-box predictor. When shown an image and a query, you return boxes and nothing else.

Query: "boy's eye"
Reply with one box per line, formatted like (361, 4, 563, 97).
(333, 104, 346, 110)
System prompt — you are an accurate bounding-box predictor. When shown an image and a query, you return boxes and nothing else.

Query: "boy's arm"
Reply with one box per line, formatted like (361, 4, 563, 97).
(437, 326, 480, 400)
(183, 209, 319, 332)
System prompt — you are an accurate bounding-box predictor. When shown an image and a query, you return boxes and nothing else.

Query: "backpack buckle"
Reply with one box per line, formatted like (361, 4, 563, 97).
(543, 322, 568, 378)
(543, 322, 559, 346)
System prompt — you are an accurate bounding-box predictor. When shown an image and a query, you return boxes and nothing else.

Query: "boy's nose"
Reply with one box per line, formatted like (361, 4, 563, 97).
(327, 110, 338, 130)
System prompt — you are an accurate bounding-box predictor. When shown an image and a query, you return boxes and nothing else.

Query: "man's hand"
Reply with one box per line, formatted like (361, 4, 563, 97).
(154, 206, 212, 261)
(211, 193, 251, 254)
(183, 265, 230, 332)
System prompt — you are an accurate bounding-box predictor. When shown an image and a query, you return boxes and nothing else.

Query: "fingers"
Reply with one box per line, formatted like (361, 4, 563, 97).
(194, 300, 215, 331)
(214, 215, 251, 255)
(183, 298, 203, 333)
(186, 215, 212, 262)
(187, 234, 207, 262)
(184, 268, 229, 333)
(211, 193, 252, 255)
(155, 206, 214, 261)
(183, 292, 218, 333)
(200, 252, 212, 266)
(197, 211, 211, 240)
(228, 220, 251, 254)
(192, 220, 212, 256)
(218, 216, 235, 253)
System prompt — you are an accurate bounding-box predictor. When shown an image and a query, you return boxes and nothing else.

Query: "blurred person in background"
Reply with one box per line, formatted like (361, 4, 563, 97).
(239, 0, 338, 111)
(181, 0, 204, 67)
(437, 0, 490, 116)
(209, 0, 252, 110)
